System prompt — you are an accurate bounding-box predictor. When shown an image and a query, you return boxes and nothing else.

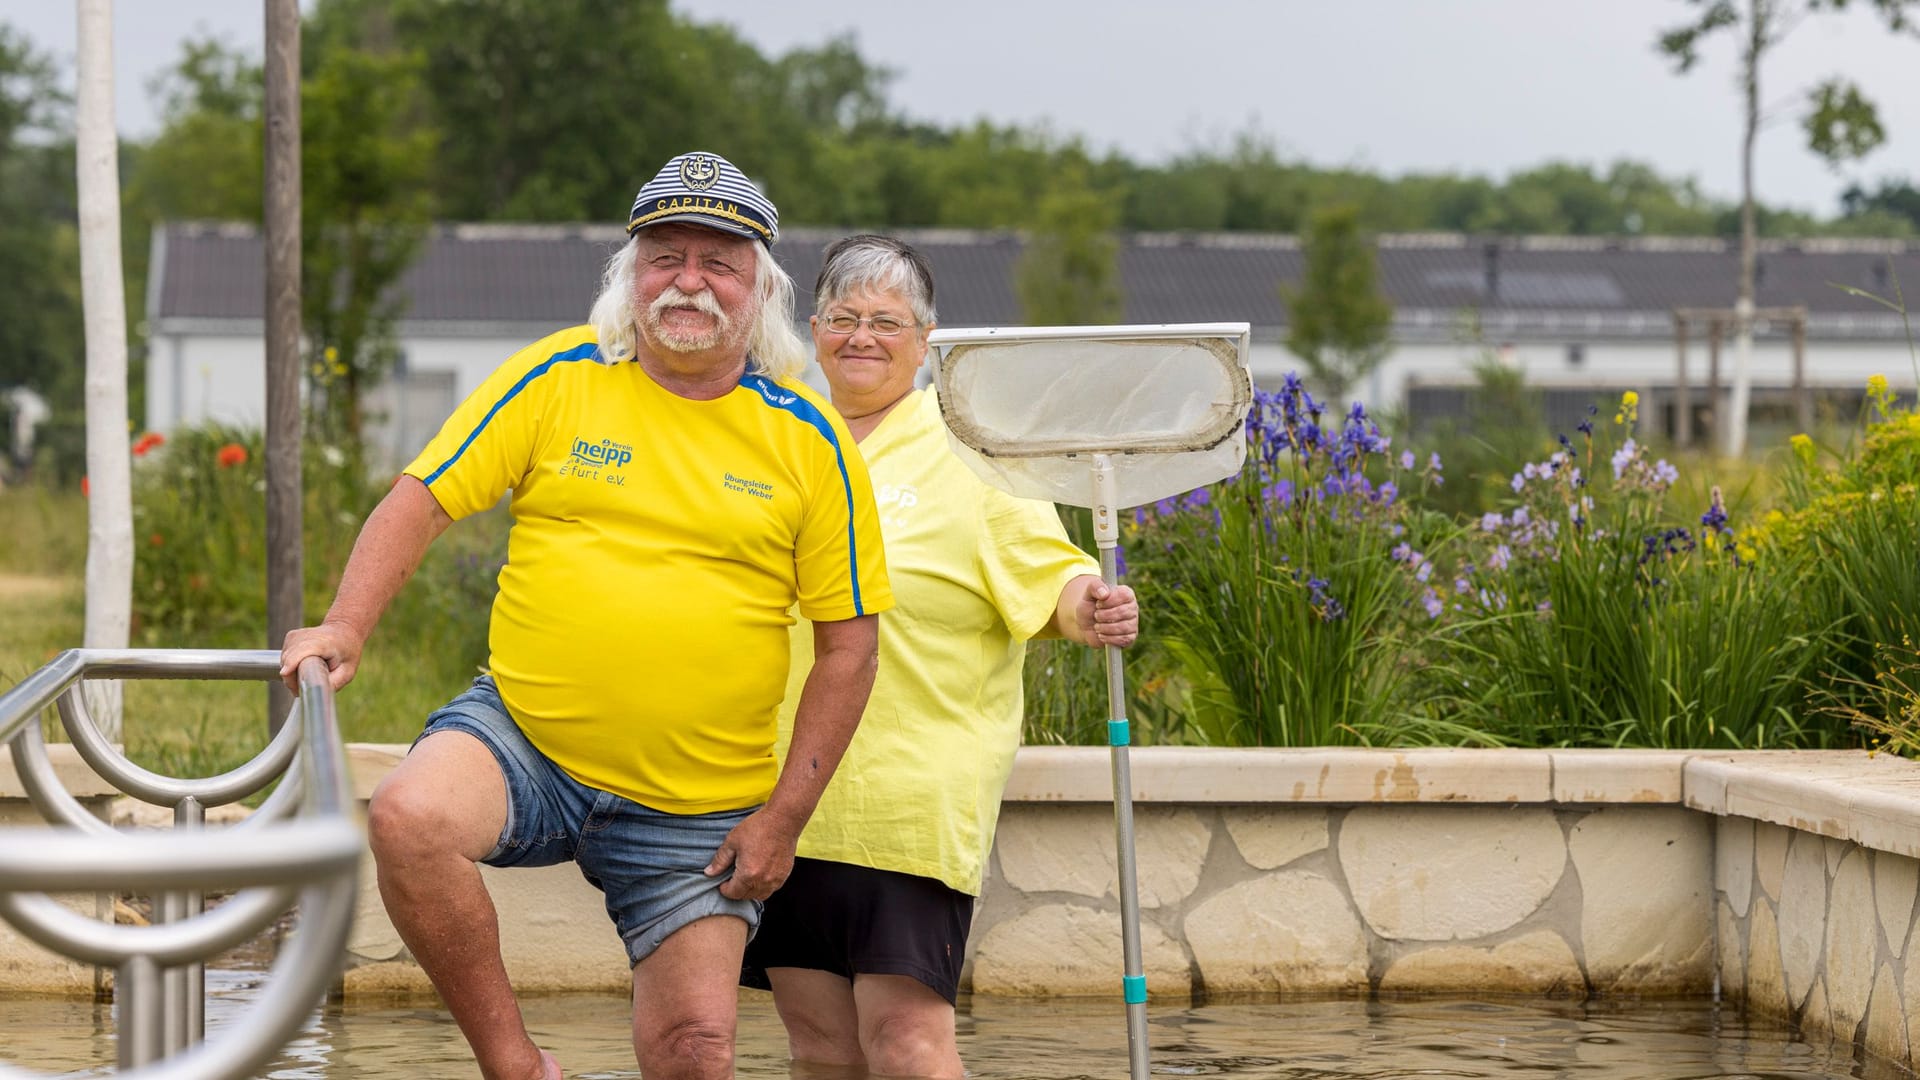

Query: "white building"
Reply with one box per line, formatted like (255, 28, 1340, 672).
(145, 223, 1920, 465)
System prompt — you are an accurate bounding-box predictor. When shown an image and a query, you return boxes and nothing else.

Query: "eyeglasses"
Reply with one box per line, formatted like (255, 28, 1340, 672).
(821, 313, 914, 337)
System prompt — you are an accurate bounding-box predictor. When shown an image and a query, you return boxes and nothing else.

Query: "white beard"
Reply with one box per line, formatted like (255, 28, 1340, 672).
(643, 286, 733, 353)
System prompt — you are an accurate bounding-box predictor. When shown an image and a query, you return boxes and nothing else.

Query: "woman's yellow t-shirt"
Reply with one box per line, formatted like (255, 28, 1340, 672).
(776, 387, 1096, 894)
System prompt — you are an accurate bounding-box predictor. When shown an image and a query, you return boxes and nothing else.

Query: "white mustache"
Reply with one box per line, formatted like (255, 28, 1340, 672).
(649, 286, 725, 323)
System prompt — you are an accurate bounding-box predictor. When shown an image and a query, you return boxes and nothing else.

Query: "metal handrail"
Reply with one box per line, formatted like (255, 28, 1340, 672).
(0, 649, 361, 1080)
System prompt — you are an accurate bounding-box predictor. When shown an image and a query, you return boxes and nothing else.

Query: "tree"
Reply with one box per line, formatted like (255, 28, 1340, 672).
(1280, 204, 1394, 408)
(298, 14, 437, 441)
(77, 0, 133, 738)
(128, 38, 266, 221)
(133, 29, 438, 444)
(0, 23, 81, 405)
(1016, 174, 1123, 326)
(384, 0, 802, 221)
(1842, 179, 1920, 231)
(1657, 0, 1920, 456)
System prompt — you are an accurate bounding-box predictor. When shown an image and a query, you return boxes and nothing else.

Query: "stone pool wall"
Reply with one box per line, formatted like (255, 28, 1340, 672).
(0, 744, 116, 996)
(6, 743, 1918, 1069)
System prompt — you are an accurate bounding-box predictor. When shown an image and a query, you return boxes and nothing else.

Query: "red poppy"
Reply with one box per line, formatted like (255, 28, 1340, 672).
(148, 533, 164, 547)
(132, 432, 166, 457)
(80, 476, 89, 497)
(216, 443, 249, 468)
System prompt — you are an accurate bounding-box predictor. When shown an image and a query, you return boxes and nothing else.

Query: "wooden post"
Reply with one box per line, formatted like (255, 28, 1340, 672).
(264, 0, 302, 731)
(1706, 318, 1724, 452)
(1792, 310, 1810, 433)
(1674, 312, 1692, 448)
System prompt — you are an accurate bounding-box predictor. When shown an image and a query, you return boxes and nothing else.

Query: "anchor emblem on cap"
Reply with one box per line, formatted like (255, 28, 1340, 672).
(680, 154, 719, 191)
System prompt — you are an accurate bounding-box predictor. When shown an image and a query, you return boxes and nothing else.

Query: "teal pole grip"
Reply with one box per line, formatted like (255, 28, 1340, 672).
(1123, 975, 1147, 1003)
(1107, 718, 1131, 746)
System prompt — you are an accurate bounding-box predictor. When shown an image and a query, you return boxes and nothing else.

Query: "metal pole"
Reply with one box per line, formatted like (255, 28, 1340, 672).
(1707, 318, 1724, 452)
(264, 0, 304, 732)
(119, 953, 163, 1069)
(160, 886, 186, 1055)
(1792, 311, 1811, 434)
(1674, 313, 1691, 448)
(178, 795, 206, 1048)
(1090, 455, 1150, 1080)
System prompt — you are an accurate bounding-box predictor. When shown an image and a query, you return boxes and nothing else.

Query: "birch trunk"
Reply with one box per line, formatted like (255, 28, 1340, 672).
(1725, 0, 1767, 458)
(76, 0, 130, 741)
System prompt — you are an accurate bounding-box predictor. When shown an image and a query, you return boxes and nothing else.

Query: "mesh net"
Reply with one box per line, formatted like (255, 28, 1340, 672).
(929, 326, 1253, 508)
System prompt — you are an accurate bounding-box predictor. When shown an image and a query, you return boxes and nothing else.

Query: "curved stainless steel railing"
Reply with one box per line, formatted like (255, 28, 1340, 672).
(0, 650, 361, 1080)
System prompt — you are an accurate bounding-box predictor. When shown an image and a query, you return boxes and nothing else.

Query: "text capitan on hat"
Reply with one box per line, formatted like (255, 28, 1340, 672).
(627, 151, 779, 246)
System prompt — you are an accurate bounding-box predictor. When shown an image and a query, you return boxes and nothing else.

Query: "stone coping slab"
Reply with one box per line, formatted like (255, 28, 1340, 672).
(1001, 747, 1691, 805)
(333, 744, 1920, 858)
(1683, 750, 1920, 861)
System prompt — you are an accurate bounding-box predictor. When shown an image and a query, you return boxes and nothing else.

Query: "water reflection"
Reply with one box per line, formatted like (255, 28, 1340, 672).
(1, 982, 1903, 1079)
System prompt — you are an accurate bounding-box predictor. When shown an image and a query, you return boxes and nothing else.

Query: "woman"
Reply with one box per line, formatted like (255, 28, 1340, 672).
(742, 234, 1140, 1078)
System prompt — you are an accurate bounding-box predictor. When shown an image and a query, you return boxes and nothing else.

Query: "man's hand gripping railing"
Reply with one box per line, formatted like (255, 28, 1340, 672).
(0, 650, 362, 1080)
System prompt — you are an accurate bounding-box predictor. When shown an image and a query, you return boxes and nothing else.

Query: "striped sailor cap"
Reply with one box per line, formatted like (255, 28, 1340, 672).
(626, 151, 779, 246)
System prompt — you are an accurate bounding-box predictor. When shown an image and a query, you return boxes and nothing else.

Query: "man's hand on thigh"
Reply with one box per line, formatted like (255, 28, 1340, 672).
(704, 807, 801, 900)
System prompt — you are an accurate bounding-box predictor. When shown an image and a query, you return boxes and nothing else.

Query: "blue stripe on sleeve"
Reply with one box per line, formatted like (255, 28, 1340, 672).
(421, 342, 600, 486)
(739, 373, 866, 616)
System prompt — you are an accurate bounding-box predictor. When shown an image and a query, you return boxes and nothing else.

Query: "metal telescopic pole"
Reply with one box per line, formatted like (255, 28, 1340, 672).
(1091, 455, 1150, 1080)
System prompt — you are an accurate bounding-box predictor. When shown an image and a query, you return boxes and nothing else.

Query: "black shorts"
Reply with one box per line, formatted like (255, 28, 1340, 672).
(742, 856, 975, 1004)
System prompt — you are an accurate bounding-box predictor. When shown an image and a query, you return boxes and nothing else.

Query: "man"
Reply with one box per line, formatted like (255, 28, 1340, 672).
(280, 150, 891, 1080)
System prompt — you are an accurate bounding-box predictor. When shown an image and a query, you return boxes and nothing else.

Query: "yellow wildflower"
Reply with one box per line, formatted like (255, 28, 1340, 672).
(1736, 543, 1757, 562)
(1764, 509, 1786, 526)
(1617, 390, 1640, 428)
(1623, 390, 1639, 407)
(1790, 433, 1815, 464)
(1868, 373, 1889, 396)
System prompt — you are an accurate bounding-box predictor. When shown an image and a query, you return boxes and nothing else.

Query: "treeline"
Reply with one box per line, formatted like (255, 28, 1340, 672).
(3, 0, 1919, 419)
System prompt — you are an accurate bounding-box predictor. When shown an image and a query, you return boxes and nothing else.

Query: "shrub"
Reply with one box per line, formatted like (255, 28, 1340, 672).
(1121, 374, 1449, 745)
(1418, 394, 1838, 748)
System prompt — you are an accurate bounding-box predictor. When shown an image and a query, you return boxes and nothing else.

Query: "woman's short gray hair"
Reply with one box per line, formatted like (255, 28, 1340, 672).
(587, 236, 808, 382)
(813, 234, 937, 328)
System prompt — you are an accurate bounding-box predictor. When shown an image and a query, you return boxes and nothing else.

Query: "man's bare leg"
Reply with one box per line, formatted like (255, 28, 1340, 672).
(852, 973, 962, 1079)
(368, 730, 556, 1080)
(630, 915, 750, 1080)
(765, 967, 864, 1066)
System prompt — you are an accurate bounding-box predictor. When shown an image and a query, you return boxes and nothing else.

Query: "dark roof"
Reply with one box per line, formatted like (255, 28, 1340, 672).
(150, 222, 1920, 341)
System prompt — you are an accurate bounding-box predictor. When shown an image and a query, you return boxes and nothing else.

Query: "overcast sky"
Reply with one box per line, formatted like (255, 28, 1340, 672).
(8, 0, 1918, 218)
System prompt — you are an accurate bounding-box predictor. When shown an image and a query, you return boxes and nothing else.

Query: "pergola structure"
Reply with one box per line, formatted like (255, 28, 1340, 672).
(1669, 306, 1809, 449)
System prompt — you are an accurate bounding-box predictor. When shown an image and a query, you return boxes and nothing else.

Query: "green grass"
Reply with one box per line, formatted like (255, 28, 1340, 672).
(1, 486, 506, 780)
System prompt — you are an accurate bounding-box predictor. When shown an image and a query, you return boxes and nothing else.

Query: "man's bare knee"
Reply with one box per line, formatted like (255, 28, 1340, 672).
(367, 732, 504, 865)
(639, 1018, 734, 1079)
(864, 1011, 948, 1075)
(366, 782, 451, 861)
(783, 1011, 862, 1066)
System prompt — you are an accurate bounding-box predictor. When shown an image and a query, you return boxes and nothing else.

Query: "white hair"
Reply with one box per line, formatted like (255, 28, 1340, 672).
(588, 236, 807, 382)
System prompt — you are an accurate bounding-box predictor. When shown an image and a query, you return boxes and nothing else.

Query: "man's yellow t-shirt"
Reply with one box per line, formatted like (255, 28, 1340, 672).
(776, 387, 1097, 894)
(406, 326, 892, 814)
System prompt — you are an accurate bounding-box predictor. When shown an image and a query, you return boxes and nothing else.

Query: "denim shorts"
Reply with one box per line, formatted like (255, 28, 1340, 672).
(415, 675, 763, 966)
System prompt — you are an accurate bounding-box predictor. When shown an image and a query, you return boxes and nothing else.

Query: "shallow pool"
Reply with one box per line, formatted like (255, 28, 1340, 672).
(2, 978, 1905, 1079)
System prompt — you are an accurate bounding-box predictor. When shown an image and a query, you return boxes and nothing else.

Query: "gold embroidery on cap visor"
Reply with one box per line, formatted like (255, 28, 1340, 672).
(628, 202, 774, 241)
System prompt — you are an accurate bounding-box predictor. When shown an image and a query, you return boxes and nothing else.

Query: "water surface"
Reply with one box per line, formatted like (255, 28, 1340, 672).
(2, 978, 1904, 1079)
